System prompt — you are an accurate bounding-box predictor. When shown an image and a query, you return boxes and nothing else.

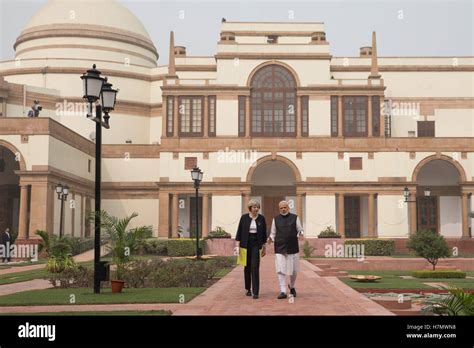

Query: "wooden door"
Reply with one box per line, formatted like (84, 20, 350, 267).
(263, 196, 284, 234)
(344, 196, 361, 238)
(417, 196, 438, 233)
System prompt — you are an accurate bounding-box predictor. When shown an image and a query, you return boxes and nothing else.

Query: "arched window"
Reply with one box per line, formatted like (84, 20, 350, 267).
(250, 65, 297, 136)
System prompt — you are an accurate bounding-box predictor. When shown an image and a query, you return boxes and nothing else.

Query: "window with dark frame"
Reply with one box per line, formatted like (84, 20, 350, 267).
(331, 96, 338, 137)
(178, 96, 203, 136)
(238, 96, 246, 136)
(301, 96, 309, 136)
(250, 65, 297, 137)
(208, 96, 216, 137)
(417, 121, 435, 137)
(372, 96, 380, 137)
(166, 96, 174, 137)
(350, 157, 363, 170)
(343, 96, 368, 137)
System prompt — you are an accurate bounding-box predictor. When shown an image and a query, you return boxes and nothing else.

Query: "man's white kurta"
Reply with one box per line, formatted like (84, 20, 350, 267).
(270, 215, 304, 276)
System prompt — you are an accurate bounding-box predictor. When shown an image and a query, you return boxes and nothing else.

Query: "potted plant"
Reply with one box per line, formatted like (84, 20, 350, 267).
(94, 211, 151, 293)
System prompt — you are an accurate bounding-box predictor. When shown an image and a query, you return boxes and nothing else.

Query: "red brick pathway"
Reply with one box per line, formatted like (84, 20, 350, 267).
(172, 256, 393, 315)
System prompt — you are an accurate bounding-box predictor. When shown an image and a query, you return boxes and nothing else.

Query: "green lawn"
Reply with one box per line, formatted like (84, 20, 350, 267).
(0, 287, 205, 306)
(1, 310, 171, 316)
(0, 268, 48, 285)
(342, 270, 474, 290)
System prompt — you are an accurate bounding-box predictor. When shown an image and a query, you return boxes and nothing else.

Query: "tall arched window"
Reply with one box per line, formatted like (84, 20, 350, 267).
(250, 65, 297, 136)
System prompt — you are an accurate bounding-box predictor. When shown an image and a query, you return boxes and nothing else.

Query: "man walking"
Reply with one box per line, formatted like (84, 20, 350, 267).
(268, 200, 304, 299)
(1, 228, 12, 263)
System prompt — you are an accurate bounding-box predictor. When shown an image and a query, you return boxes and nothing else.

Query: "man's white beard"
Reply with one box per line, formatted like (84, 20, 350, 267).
(280, 211, 289, 216)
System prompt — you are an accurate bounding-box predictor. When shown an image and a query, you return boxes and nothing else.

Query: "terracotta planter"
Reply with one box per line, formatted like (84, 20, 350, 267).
(111, 280, 125, 293)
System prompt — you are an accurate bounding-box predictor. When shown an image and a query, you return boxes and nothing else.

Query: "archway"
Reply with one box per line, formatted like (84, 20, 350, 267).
(0, 144, 22, 238)
(247, 156, 301, 230)
(412, 156, 465, 235)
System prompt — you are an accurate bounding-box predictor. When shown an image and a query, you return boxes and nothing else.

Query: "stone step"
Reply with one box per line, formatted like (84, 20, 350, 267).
(391, 303, 423, 316)
(371, 296, 412, 310)
(319, 270, 349, 277)
(313, 263, 332, 269)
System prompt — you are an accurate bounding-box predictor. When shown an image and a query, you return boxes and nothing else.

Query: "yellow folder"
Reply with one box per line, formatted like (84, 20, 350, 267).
(237, 247, 247, 266)
(237, 247, 265, 266)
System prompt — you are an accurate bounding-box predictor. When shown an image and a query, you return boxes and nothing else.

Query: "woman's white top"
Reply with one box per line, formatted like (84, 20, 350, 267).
(249, 213, 258, 234)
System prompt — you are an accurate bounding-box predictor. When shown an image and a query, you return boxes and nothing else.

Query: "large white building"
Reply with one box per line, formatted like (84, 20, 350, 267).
(0, 0, 473, 243)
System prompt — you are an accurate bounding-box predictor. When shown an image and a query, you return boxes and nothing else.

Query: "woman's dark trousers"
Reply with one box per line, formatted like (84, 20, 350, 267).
(244, 234, 260, 295)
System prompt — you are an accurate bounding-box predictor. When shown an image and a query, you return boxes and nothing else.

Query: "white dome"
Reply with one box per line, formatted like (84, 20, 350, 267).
(15, 0, 158, 66)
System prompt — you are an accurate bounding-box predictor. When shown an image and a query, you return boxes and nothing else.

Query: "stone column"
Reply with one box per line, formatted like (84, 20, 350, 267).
(337, 97, 343, 137)
(202, 193, 209, 237)
(203, 96, 209, 137)
(296, 96, 301, 138)
(409, 190, 417, 235)
(462, 193, 470, 238)
(158, 191, 170, 237)
(367, 96, 373, 137)
(29, 182, 51, 238)
(337, 193, 345, 237)
(171, 194, 179, 238)
(18, 184, 29, 239)
(245, 97, 250, 137)
(296, 193, 303, 222)
(242, 193, 250, 214)
(368, 193, 375, 237)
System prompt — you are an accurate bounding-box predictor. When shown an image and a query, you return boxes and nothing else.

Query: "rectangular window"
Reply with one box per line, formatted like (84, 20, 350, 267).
(350, 157, 363, 170)
(417, 121, 435, 137)
(208, 96, 216, 137)
(301, 96, 309, 136)
(372, 96, 380, 137)
(343, 96, 368, 137)
(179, 97, 203, 136)
(185, 157, 197, 170)
(166, 96, 174, 137)
(238, 96, 246, 136)
(331, 96, 338, 137)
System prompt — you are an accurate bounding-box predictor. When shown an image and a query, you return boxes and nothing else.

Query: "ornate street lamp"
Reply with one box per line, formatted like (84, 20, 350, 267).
(81, 64, 118, 294)
(191, 166, 204, 260)
(55, 184, 69, 238)
(404, 186, 432, 204)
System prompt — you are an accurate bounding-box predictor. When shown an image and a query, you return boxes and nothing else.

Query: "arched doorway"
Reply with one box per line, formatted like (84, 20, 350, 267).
(414, 157, 464, 235)
(247, 156, 301, 231)
(0, 145, 22, 237)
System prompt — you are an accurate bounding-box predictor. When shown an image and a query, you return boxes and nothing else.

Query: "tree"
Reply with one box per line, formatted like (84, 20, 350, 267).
(407, 229, 450, 270)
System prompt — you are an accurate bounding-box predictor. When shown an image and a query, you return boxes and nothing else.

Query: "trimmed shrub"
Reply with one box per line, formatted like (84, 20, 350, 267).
(137, 238, 168, 256)
(167, 239, 204, 257)
(407, 229, 450, 270)
(303, 241, 315, 258)
(205, 226, 231, 239)
(412, 270, 466, 279)
(318, 226, 341, 238)
(344, 239, 395, 256)
(47, 265, 94, 288)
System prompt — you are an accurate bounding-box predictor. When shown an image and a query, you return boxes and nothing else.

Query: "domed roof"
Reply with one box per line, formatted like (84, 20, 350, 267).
(23, 0, 152, 41)
(14, 0, 158, 66)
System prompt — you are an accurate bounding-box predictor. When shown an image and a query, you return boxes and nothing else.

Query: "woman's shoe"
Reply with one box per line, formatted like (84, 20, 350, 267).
(245, 290, 252, 296)
(253, 294, 259, 299)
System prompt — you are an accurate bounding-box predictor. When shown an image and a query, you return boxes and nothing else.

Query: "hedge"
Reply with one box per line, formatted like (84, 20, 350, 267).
(167, 239, 204, 257)
(412, 270, 466, 279)
(344, 239, 395, 256)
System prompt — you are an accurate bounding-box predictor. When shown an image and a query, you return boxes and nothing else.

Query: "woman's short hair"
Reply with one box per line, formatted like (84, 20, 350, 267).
(247, 199, 261, 210)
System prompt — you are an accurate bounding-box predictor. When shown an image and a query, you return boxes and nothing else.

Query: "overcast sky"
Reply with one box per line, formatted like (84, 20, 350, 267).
(0, 0, 473, 63)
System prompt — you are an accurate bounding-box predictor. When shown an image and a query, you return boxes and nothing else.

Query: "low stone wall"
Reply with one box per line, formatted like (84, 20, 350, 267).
(204, 238, 235, 256)
(308, 257, 474, 271)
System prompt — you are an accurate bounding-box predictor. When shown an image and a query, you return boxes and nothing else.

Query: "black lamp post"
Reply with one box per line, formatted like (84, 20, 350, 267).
(81, 64, 118, 294)
(403, 186, 431, 203)
(191, 166, 203, 260)
(55, 184, 69, 238)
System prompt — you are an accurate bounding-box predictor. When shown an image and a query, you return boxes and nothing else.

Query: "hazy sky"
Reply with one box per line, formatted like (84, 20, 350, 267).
(0, 0, 473, 63)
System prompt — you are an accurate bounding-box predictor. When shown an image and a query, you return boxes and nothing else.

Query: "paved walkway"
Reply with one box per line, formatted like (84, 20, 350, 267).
(172, 256, 393, 315)
(0, 279, 51, 297)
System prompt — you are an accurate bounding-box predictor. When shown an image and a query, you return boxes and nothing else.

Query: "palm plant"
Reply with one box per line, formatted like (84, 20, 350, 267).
(35, 230, 76, 273)
(92, 210, 152, 280)
(423, 285, 474, 316)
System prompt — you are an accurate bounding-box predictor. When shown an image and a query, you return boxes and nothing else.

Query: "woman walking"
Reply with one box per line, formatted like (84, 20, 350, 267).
(235, 200, 267, 299)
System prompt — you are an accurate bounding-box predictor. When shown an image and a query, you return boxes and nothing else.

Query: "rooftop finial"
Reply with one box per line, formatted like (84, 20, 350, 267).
(168, 31, 176, 76)
(370, 31, 381, 79)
